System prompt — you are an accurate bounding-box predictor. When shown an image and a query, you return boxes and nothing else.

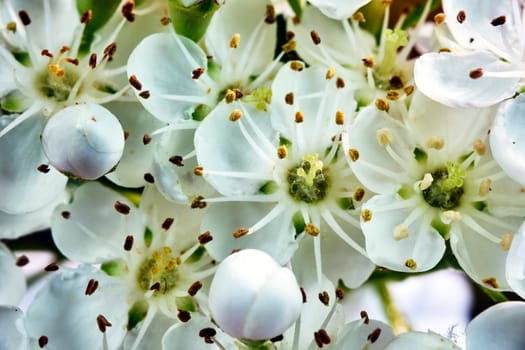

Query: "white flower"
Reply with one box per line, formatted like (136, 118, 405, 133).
(346, 91, 525, 289)
(506, 221, 525, 298)
(0, 242, 26, 306)
(308, 0, 372, 20)
(0, 306, 30, 350)
(195, 62, 374, 288)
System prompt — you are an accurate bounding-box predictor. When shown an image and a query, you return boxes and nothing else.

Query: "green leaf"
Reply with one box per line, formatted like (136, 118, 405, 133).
(401, 0, 441, 30)
(287, 0, 303, 18)
(168, 0, 221, 42)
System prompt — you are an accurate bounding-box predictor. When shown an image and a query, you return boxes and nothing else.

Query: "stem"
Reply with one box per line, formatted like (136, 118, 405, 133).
(168, 0, 221, 42)
(374, 281, 412, 335)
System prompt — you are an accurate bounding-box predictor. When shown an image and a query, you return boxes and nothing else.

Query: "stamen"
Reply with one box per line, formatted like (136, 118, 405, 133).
(404, 259, 417, 270)
(38, 336, 48, 348)
(230, 33, 240, 48)
(375, 98, 389, 111)
(124, 235, 134, 251)
(61, 211, 71, 219)
(434, 13, 446, 25)
(295, 110, 305, 123)
(419, 173, 434, 190)
(457, 10, 466, 24)
(144, 173, 155, 183)
(265, 5, 276, 24)
(367, 328, 382, 343)
(44, 263, 59, 272)
(143, 134, 152, 145)
(169, 155, 184, 166)
(187, 281, 203, 296)
(354, 187, 365, 201)
(426, 136, 444, 150)
(491, 15, 506, 26)
(393, 223, 409, 240)
(376, 128, 394, 146)
(89, 53, 97, 69)
(121, 1, 136, 22)
(80, 9, 93, 24)
(198, 231, 213, 244)
(325, 66, 335, 80)
(473, 139, 486, 156)
(442, 210, 462, 222)
(285, 92, 294, 105)
(335, 110, 344, 125)
(318, 291, 330, 305)
(482, 277, 499, 289)
(305, 223, 320, 237)
(129, 75, 142, 90)
(290, 61, 304, 71)
(16, 255, 30, 267)
(229, 109, 242, 121)
(18, 10, 31, 25)
(469, 68, 483, 79)
(479, 178, 491, 196)
(361, 209, 372, 222)
(233, 228, 249, 238)
(85, 279, 99, 295)
(161, 218, 174, 230)
(348, 148, 359, 162)
(277, 145, 288, 159)
(177, 309, 191, 322)
(310, 30, 321, 45)
(96, 314, 112, 333)
(314, 329, 331, 347)
(335, 77, 345, 88)
(362, 56, 375, 68)
(192, 67, 205, 79)
(360, 310, 370, 324)
(37, 164, 50, 173)
(500, 233, 513, 251)
(114, 201, 131, 215)
(139, 91, 150, 99)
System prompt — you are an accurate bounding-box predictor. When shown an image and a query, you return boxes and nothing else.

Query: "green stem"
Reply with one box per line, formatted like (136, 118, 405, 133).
(168, 0, 221, 42)
(374, 281, 412, 334)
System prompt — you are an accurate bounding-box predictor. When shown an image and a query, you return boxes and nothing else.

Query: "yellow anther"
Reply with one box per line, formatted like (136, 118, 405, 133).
(443, 210, 462, 222)
(376, 128, 394, 146)
(419, 173, 434, 190)
(473, 139, 486, 156)
(426, 136, 444, 150)
(163, 246, 172, 255)
(361, 209, 372, 222)
(479, 178, 491, 196)
(348, 148, 359, 162)
(290, 61, 304, 71)
(305, 223, 320, 237)
(230, 33, 240, 48)
(224, 89, 237, 103)
(375, 98, 389, 111)
(405, 259, 417, 270)
(361, 56, 375, 68)
(326, 66, 336, 79)
(353, 187, 365, 201)
(229, 109, 242, 121)
(500, 233, 513, 251)
(434, 13, 446, 25)
(335, 110, 345, 125)
(277, 145, 288, 159)
(393, 224, 409, 240)
(295, 110, 304, 123)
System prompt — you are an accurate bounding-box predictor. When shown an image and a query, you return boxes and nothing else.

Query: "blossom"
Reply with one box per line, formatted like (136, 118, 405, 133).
(346, 91, 525, 289)
(195, 62, 374, 287)
(308, 0, 372, 20)
(0, 306, 30, 350)
(0, 242, 26, 306)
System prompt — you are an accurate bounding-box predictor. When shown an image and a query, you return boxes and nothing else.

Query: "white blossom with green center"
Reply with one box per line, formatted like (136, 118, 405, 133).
(194, 62, 374, 288)
(346, 91, 525, 290)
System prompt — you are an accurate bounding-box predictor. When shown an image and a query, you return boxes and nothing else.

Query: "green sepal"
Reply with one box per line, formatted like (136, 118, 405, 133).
(176, 296, 197, 312)
(192, 104, 212, 121)
(13, 51, 31, 67)
(431, 217, 450, 239)
(144, 227, 153, 248)
(292, 211, 305, 236)
(168, 0, 221, 42)
(413, 147, 427, 163)
(100, 259, 127, 276)
(337, 197, 355, 210)
(287, 0, 303, 18)
(186, 245, 206, 263)
(259, 180, 279, 195)
(127, 300, 149, 330)
(1, 91, 32, 113)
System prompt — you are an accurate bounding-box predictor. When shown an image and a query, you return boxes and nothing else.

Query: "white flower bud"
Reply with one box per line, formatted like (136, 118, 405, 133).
(208, 249, 302, 340)
(42, 103, 124, 180)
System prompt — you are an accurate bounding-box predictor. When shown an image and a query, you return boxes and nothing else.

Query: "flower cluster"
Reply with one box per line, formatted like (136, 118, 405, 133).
(2, 0, 525, 349)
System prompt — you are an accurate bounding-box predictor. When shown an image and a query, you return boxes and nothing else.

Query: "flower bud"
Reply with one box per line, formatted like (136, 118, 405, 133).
(42, 103, 124, 179)
(208, 249, 302, 340)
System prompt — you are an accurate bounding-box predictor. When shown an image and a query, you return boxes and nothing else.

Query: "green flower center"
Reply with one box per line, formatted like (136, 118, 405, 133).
(422, 162, 466, 210)
(287, 153, 330, 203)
(137, 246, 179, 295)
(37, 59, 80, 102)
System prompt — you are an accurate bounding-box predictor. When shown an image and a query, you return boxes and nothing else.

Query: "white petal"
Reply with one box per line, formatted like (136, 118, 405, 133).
(26, 265, 129, 350)
(0, 114, 67, 214)
(490, 94, 525, 186)
(385, 331, 460, 350)
(127, 32, 216, 123)
(42, 103, 125, 180)
(308, 0, 371, 20)
(337, 319, 394, 350)
(466, 301, 525, 350)
(0, 243, 26, 306)
(0, 306, 29, 350)
(194, 101, 277, 196)
(51, 182, 143, 263)
(415, 51, 519, 108)
(362, 195, 445, 272)
(506, 221, 525, 298)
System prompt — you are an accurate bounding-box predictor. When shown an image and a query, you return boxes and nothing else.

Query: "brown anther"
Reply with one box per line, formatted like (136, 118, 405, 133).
(233, 228, 249, 238)
(38, 336, 48, 348)
(198, 231, 213, 244)
(404, 259, 417, 270)
(61, 211, 71, 219)
(305, 223, 320, 237)
(368, 328, 382, 343)
(360, 310, 370, 324)
(300, 287, 307, 303)
(194, 166, 204, 176)
(188, 281, 203, 296)
(89, 53, 97, 69)
(469, 68, 483, 79)
(294, 110, 305, 123)
(18, 10, 31, 26)
(361, 56, 375, 68)
(160, 16, 172, 26)
(375, 98, 389, 111)
(169, 155, 184, 167)
(352, 11, 366, 22)
(150, 282, 161, 291)
(192, 67, 205, 79)
(139, 90, 150, 99)
(123, 235, 134, 251)
(318, 291, 330, 306)
(473, 139, 486, 156)
(336, 77, 345, 88)
(60, 46, 70, 54)
(37, 164, 50, 173)
(271, 335, 284, 343)
(314, 329, 331, 346)
(265, 5, 276, 24)
(16, 255, 30, 267)
(361, 209, 372, 222)
(80, 9, 93, 24)
(290, 61, 304, 71)
(65, 58, 79, 66)
(285, 92, 294, 105)
(282, 40, 297, 53)
(128, 75, 142, 90)
(491, 15, 506, 26)
(386, 90, 400, 100)
(114, 201, 131, 215)
(144, 173, 155, 183)
(44, 263, 59, 272)
(434, 13, 446, 25)
(439, 47, 452, 53)
(85, 278, 99, 296)
(286, 30, 295, 40)
(457, 10, 466, 23)
(389, 75, 404, 89)
(348, 148, 359, 162)
(121, 1, 136, 22)
(191, 196, 207, 209)
(335, 287, 345, 300)
(326, 66, 336, 80)
(103, 42, 117, 59)
(335, 110, 345, 125)
(277, 145, 288, 159)
(230, 33, 240, 48)
(225, 89, 237, 103)
(162, 217, 174, 230)
(143, 134, 152, 145)
(199, 328, 217, 338)
(229, 109, 242, 121)
(353, 187, 365, 202)
(404, 85, 415, 96)
(292, 16, 301, 25)
(482, 277, 499, 289)
(177, 309, 191, 322)
(96, 314, 112, 333)
(310, 30, 321, 45)
(41, 49, 53, 58)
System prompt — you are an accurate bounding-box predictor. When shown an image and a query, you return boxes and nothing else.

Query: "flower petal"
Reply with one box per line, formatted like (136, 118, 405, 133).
(384, 331, 460, 350)
(308, 0, 371, 20)
(337, 319, 394, 350)
(0, 306, 29, 350)
(0, 243, 26, 306)
(506, 221, 525, 298)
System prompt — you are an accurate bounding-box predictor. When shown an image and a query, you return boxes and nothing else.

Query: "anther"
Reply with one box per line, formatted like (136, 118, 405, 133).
(457, 10, 466, 23)
(360, 310, 370, 324)
(233, 228, 249, 238)
(60, 46, 70, 54)
(18, 10, 31, 26)
(375, 98, 389, 111)
(114, 201, 131, 215)
(277, 145, 288, 159)
(404, 259, 417, 270)
(123, 235, 134, 251)
(393, 224, 409, 240)
(290, 61, 304, 71)
(310, 30, 321, 45)
(150, 282, 161, 291)
(121, 1, 136, 22)
(194, 166, 204, 176)
(469, 68, 483, 79)
(103, 42, 117, 60)
(265, 5, 276, 24)
(199, 328, 217, 338)
(314, 329, 331, 347)
(282, 40, 296, 52)
(390, 76, 403, 89)
(300, 287, 307, 303)
(479, 178, 491, 196)
(285, 92, 294, 105)
(335, 110, 345, 125)
(191, 196, 207, 209)
(177, 309, 191, 322)
(305, 223, 320, 237)
(353, 187, 365, 201)
(41, 49, 53, 58)
(326, 66, 335, 79)
(129, 75, 142, 90)
(318, 291, 330, 305)
(169, 155, 184, 166)
(85, 278, 99, 295)
(80, 9, 93, 24)
(386, 90, 400, 100)
(352, 11, 365, 22)
(295, 110, 304, 123)
(44, 263, 59, 272)
(188, 281, 203, 296)
(482, 277, 499, 289)
(96, 315, 112, 333)
(362, 56, 375, 68)
(37, 164, 50, 173)
(368, 328, 382, 343)
(271, 335, 284, 342)
(500, 233, 513, 251)
(434, 13, 446, 25)
(426, 136, 444, 150)
(198, 231, 213, 244)
(230, 34, 240, 48)
(6, 22, 16, 32)
(491, 15, 506, 26)
(65, 58, 79, 66)
(38, 335, 48, 348)
(192, 67, 205, 79)
(404, 85, 415, 95)
(376, 128, 394, 146)
(139, 91, 150, 99)
(89, 53, 97, 69)
(473, 139, 486, 156)
(16, 255, 30, 267)
(348, 148, 359, 162)
(443, 210, 462, 221)
(335, 287, 345, 300)
(336, 77, 345, 88)
(225, 89, 237, 103)
(229, 109, 242, 121)
(143, 134, 152, 145)
(420, 173, 434, 190)
(61, 211, 71, 219)
(160, 17, 172, 26)
(361, 209, 372, 222)
(162, 217, 174, 230)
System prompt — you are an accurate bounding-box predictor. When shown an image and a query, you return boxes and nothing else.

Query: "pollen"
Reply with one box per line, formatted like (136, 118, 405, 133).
(229, 109, 242, 121)
(404, 259, 417, 270)
(335, 110, 344, 125)
(420, 173, 434, 190)
(375, 98, 389, 111)
(348, 148, 359, 162)
(353, 187, 365, 201)
(290, 61, 304, 71)
(361, 209, 372, 222)
(325, 66, 335, 79)
(393, 224, 409, 240)
(426, 136, 444, 150)
(479, 178, 491, 196)
(376, 128, 394, 146)
(434, 13, 446, 25)
(362, 56, 375, 68)
(230, 33, 240, 48)
(295, 110, 304, 123)
(305, 223, 320, 237)
(277, 145, 288, 159)
(473, 139, 486, 156)
(500, 233, 513, 251)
